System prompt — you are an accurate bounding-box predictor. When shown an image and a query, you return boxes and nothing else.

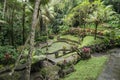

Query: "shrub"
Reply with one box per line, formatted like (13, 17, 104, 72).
(81, 47, 91, 59)
(48, 35, 54, 39)
(103, 30, 111, 37)
(36, 36, 47, 42)
(59, 25, 69, 34)
(82, 47, 90, 53)
(65, 28, 82, 35)
(0, 46, 18, 65)
(115, 35, 120, 47)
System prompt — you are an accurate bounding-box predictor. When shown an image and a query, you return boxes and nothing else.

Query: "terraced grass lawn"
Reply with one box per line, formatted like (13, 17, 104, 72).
(80, 36, 102, 47)
(85, 24, 107, 30)
(42, 42, 72, 53)
(62, 56, 108, 80)
(61, 35, 79, 42)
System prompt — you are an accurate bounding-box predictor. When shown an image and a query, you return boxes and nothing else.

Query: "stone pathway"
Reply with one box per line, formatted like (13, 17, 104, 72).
(97, 48, 120, 80)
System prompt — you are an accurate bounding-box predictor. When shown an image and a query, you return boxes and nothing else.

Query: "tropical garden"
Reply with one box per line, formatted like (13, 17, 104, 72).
(0, 0, 120, 80)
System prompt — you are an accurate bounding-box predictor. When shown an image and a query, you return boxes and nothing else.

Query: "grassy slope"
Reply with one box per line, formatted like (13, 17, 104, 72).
(61, 35, 79, 42)
(42, 35, 79, 53)
(42, 42, 71, 53)
(62, 56, 108, 80)
(85, 24, 107, 30)
(80, 36, 102, 47)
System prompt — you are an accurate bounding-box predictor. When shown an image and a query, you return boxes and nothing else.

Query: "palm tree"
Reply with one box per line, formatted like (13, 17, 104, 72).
(85, 5, 116, 40)
(39, 5, 55, 33)
(85, 11, 100, 40)
(39, 0, 57, 33)
(26, 0, 56, 33)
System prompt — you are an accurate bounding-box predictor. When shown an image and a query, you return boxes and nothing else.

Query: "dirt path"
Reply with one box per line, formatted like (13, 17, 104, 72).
(97, 48, 120, 80)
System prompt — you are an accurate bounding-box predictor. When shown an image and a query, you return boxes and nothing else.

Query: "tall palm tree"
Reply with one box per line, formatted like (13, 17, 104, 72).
(27, 0, 56, 33)
(85, 11, 100, 40)
(85, 4, 116, 40)
(39, 5, 56, 33)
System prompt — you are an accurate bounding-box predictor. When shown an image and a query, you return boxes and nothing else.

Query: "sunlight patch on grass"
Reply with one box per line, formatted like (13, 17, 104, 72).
(62, 56, 108, 80)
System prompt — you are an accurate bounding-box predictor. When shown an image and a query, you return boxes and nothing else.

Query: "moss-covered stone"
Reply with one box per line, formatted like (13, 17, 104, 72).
(0, 71, 24, 80)
(40, 65, 60, 80)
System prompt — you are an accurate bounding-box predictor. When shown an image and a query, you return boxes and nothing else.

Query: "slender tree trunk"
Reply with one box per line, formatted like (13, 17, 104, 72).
(1, 0, 6, 45)
(82, 23, 86, 41)
(3, 0, 6, 18)
(39, 9, 45, 34)
(94, 23, 98, 40)
(11, 7, 15, 46)
(8, 12, 11, 45)
(46, 25, 48, 52)
(22, 1, 26, 44)
(0, 25, 2, 45)
(25, 0, 41, 80)
(83, 23, 85, 36)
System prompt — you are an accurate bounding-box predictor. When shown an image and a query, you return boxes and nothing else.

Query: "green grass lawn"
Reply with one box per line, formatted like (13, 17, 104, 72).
(85, 24, 107, 30)
(62, 56, 108, 80)
(80, 36, 102, 47)
(61, 35, 79, 42)
(42, 42, 71, 53)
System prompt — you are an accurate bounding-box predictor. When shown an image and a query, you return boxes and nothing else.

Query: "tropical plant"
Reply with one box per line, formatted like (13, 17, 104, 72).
(103, 0, 120, 13)
(64, 0, 91, 27)
(0, 46, 18, 64)
(85, 1, 116, 40)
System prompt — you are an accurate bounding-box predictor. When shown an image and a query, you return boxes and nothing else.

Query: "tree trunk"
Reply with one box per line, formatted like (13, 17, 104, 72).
(22, 0, 26, 44)
(82, 23, 86, 41)
(39, 9, 45, 34)
(0, 26, 1, 42)
(94, 23, 98, 40)
(25, 0, 41, 80)
(11, 7, 14, 46)
(3, 0, 6, 18)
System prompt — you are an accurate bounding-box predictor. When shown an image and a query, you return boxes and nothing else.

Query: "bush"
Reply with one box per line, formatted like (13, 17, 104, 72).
(81, 47, 91, 59)
(0, 46, 18, 65)
(65, 28, 82, 35)
(48, 35, 54, 39)
(115, 35, 120, 47)
(36, 36, 47, 42)
(59, 25, 69, 34)
(103, 30, 111, 37)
